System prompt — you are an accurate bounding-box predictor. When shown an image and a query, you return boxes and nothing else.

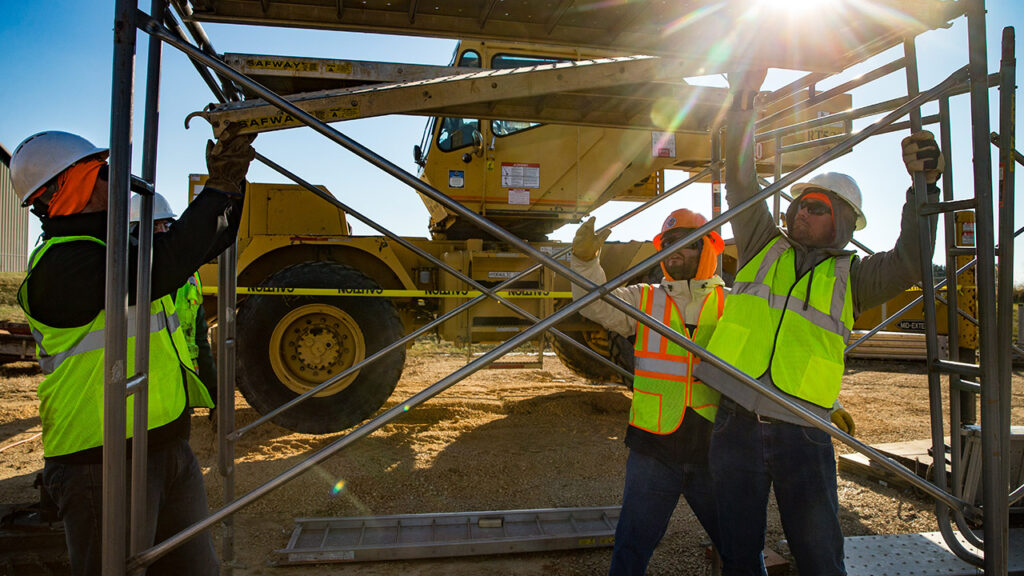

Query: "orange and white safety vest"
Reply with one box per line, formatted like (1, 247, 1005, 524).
(629, 284, 724, 433)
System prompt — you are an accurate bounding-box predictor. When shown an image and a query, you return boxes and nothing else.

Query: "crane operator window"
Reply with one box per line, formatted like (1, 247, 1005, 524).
(491, 53, 567, 137)
(436, 50, 482, 152)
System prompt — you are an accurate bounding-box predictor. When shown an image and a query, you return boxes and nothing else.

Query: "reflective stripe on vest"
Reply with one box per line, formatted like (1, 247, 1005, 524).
(31, 307, 179, 374)
(175, 272, 203, 367)
(630, 284, 723, 432)
(705, 236, 854, 408)
(17, 235, 213, 458)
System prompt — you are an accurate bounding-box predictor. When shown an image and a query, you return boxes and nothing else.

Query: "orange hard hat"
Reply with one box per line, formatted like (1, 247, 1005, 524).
(652, 208, 723, 281)
(653, 208, 709, 250)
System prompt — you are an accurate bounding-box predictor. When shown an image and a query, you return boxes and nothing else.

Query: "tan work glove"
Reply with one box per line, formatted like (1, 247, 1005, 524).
(205, 123, 257, 197)
(572, 216, 611, 262)
(902, 130, 944, 184)
(830, 401, 856, 436)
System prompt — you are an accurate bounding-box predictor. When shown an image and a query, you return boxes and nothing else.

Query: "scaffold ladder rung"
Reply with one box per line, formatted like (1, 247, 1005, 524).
(275, 506, 620, 565)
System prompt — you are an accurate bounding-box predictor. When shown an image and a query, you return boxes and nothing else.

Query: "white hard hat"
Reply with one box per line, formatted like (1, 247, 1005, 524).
(11, 131, 108, 205)
(791, 172, 866, 230)
(130, 192, 178, 223)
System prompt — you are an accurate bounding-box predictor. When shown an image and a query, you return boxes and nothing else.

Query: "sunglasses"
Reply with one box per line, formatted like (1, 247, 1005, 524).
(660, 231, 702, 252)
(798, 199, 832, 216)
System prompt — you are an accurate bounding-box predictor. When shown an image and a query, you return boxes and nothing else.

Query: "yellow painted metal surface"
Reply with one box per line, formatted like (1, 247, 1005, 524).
(190, 0, 962, 73)
(416, 41, 853, 239)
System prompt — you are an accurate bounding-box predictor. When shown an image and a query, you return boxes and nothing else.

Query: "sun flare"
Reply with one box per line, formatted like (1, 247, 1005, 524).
(757, 0, 840, 14)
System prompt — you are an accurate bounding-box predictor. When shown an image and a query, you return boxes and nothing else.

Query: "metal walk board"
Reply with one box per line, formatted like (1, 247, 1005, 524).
(275, 506, 620, 565)
(844, 529, 1024, 576)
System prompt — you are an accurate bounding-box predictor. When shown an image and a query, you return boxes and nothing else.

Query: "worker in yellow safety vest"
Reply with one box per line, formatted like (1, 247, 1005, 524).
(131, 192, 216, 403)
(571, 208, 725, 575)
(692, 69, 943, 576)
(12, 124, 255, 576)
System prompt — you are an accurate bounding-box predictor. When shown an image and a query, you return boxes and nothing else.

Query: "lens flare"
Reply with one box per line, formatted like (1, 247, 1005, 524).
(331, 479, 346, 496)
(661, 3, 724, 37)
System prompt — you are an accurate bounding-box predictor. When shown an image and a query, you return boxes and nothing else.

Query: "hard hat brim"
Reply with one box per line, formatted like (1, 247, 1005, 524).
(19, 147, 110, 205)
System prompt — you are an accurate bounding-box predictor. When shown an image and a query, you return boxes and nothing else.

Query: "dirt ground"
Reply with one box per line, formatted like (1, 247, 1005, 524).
(1, 349, 1022, 575)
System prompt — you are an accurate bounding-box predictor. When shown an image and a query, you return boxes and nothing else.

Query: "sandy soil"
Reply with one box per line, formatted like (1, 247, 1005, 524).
(1, 351, 1022, 575)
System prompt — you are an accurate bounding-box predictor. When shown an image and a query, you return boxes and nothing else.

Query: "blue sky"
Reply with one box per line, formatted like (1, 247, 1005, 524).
(1, 1, 1022, 282)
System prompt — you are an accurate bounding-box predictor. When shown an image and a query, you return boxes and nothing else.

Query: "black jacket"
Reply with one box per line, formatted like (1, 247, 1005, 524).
(24, 188, 243, 463)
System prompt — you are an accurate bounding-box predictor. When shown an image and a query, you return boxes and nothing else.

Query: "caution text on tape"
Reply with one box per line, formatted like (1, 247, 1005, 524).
(202, 287, 571, 298)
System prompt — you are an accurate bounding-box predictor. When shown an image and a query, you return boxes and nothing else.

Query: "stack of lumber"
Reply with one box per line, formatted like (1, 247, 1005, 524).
(846, 331, 948, 361)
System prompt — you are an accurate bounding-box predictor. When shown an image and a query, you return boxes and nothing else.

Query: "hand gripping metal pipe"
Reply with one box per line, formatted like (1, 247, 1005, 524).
(130, 26, 974, 569)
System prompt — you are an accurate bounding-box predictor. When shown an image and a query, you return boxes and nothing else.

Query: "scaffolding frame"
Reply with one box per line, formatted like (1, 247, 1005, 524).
(96, 1, 1017, 574)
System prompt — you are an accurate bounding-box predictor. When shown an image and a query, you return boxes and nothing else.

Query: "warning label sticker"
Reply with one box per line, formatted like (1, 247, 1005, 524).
(508, 189, 530, 205)
(501, 163, 540, 188)
(652, 131, 676, 158)
(449, 170, 465, 189)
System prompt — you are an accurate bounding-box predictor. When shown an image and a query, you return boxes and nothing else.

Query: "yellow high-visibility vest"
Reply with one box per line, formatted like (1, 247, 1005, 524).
(705, 236, 854, 408)
(18, 235, 213, 457)
(175, 272, 203, 368)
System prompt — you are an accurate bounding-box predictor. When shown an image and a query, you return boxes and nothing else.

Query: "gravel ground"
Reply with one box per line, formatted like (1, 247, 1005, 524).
(1, 351, 1021, 575)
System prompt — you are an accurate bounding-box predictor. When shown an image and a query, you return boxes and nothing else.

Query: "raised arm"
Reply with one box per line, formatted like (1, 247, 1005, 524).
(851, 131, 943, 313)
(724, 69, 779, 267)
(569, 217, 644, 337)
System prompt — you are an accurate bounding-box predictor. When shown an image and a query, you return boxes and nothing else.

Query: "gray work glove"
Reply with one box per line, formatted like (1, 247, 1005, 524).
(572, 217, 611, 262)
(205, 123, 256, 197)
(902, 130, 944, 184)
(727, 68, 767, 110)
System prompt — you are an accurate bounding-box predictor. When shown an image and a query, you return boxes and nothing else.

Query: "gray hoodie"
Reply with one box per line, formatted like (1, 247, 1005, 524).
(693, 106, 938, 425)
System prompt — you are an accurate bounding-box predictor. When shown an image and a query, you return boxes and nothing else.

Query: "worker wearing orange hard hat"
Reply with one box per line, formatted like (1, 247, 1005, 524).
(571, 206, 726, 575)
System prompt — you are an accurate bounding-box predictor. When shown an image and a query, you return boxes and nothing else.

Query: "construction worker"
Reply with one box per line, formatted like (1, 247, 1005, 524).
(571, 209, 726, 575)
(130, 192, 216, 402)
(12, 125, 255, 576)
(692, 70, 942, 576)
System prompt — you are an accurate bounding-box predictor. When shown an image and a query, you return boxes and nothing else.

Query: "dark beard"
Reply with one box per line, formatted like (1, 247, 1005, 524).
(664, 260, 697, 281)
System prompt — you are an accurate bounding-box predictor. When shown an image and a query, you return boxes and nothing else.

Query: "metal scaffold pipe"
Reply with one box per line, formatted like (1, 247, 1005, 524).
(129, 20, 977, 566)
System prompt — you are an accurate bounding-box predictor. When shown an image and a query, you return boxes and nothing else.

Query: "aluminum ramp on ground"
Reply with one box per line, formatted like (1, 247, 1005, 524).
(844, 529, 1024, 576)
(274, 506, 619, 565)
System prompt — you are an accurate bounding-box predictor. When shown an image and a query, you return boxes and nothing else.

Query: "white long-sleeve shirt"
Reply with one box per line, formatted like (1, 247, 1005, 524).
(570, 254, 726, 336)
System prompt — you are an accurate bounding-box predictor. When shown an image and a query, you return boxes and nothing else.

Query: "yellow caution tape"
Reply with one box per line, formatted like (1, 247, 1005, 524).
(202, 287, 571, 298)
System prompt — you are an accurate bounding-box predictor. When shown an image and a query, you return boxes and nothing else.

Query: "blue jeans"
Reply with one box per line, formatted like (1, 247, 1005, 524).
(609, 450, 719, 576)
(42, 438, 218, 576)
(709, 405, 845, 576)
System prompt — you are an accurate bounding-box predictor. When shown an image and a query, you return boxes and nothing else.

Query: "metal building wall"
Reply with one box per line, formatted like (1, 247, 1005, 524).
(0, 143, 28, 272)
